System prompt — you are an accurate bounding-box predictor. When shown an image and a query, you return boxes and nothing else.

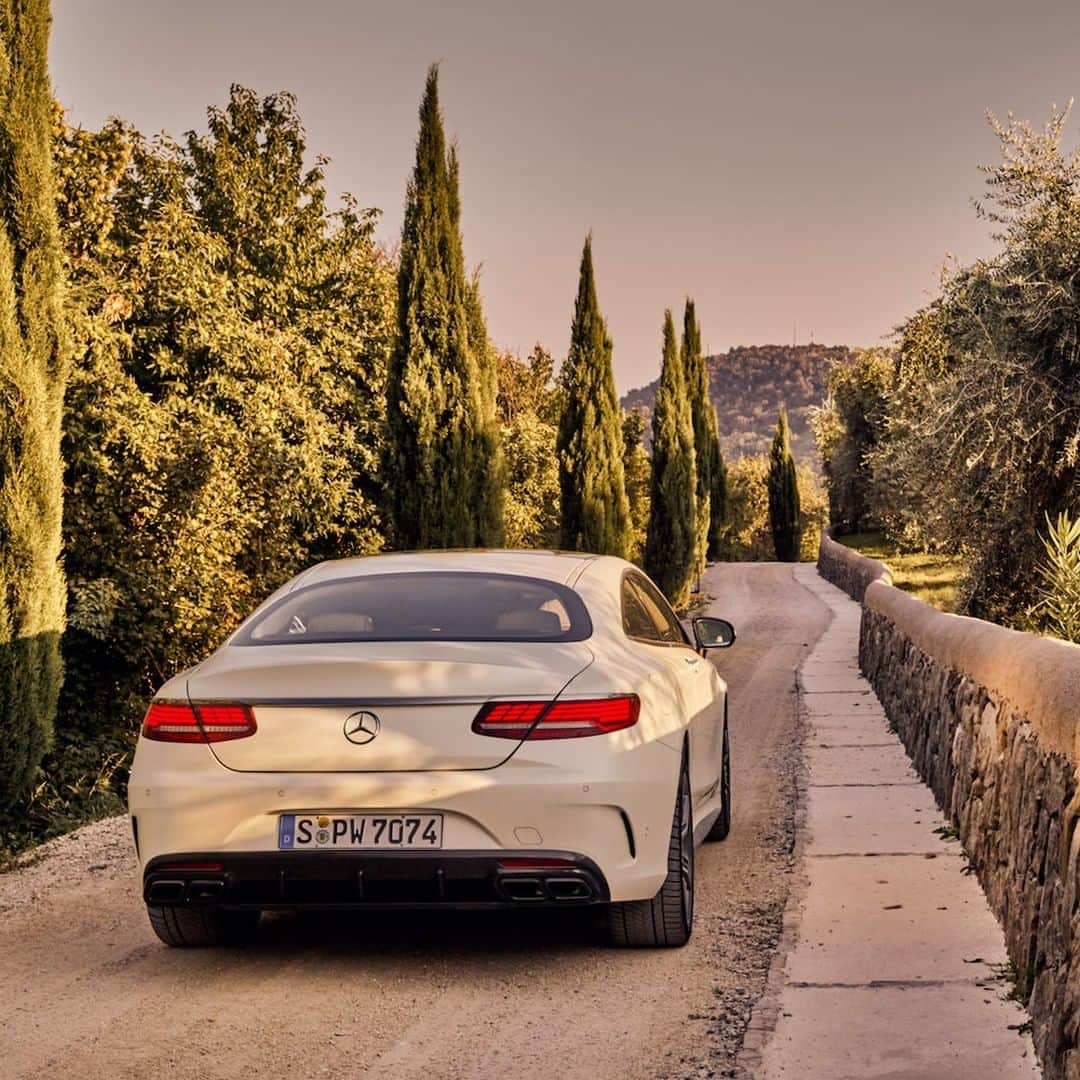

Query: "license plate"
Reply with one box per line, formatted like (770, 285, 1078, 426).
(278, 813, 443, 850)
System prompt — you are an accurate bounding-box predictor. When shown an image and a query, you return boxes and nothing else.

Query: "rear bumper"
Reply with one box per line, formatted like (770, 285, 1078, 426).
(143, 850, 610, 910)
(129, 739, 683, 902)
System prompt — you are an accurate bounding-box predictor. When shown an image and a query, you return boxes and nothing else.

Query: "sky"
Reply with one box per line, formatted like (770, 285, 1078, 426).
(50, 0, 1080, 392)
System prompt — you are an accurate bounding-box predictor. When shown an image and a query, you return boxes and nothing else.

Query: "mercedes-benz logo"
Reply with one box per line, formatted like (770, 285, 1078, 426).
(343, 710, 381, 745)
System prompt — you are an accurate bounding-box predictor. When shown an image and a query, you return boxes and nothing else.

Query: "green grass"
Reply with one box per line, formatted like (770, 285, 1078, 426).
(838, 532, 964, 613)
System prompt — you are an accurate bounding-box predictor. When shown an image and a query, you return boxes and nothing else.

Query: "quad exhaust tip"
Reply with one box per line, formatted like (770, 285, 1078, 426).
(497, 874, 595, 903)
(146, 877, 226, 905)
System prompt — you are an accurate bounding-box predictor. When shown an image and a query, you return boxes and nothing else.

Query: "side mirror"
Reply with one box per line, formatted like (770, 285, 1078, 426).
(692, 617, 736, 653)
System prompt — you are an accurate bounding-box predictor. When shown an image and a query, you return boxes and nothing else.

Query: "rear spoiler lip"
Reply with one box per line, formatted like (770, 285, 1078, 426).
(180, 694, 560, 708)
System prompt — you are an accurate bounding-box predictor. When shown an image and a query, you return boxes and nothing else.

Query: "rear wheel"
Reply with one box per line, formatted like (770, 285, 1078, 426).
(706, 722, 731, 841)
(608, 759, 694, 948)
(147, 905, 260, 948)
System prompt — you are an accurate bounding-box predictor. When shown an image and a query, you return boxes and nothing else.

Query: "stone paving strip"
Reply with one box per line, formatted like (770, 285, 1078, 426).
(747, 566, 1041, 1079)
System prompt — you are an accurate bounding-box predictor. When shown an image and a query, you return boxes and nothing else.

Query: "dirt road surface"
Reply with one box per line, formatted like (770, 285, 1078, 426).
(0, 563, 829, 1080)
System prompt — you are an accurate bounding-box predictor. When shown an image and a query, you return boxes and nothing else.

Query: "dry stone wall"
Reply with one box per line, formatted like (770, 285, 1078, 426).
(819, 531, 1080, 1079)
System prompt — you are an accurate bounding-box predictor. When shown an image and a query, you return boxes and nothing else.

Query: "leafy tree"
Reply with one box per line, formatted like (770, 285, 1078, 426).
(30, 91, 394, 844)
(767, 408, 801, 561)
(0, 3, 69, 808)
(865, 306, 957, 551)
(622, 408, 651, 563)
(556, 235, 631, 556)
(645, 311, 698, 606)
(497, 347, 559, 548)
(497, 344, 559, 426)
(724, 456, 773, 561)
(385, 66, 504, 549)
(812, 348, 894, 532)
(862, 107, 1080, 619)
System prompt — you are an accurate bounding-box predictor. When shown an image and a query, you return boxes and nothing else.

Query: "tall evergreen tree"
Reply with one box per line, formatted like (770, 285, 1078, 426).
(767, 407, 801, 561)
(682, 298, 726, 574)
(621, 408, 651, 563)
(707, 422, 728, 559)
(645, 310, 698, 606)
(0, 0, 69, 807)
(556, 235, 631, 556)
(385, 66, 504, 549)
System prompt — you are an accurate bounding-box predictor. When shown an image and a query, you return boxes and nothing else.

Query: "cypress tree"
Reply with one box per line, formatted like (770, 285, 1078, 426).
(0, 0, 68, 807)
(707, 424, 728, 558)
(556, 235, 631, 557)
(463, 269, 505, 546)
(682, 298, 726, 574)
(644, 310, 698, 607)
(621, 408, 651, 562)
(767, 407, 801, 562)
(385, 66, 504, 549)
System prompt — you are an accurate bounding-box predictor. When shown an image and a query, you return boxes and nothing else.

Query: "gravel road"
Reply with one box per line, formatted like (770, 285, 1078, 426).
(0, 562, 829, 1080)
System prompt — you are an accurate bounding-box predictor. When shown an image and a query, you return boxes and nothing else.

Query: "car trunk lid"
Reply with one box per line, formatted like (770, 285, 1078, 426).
(186, 641, 594, 772)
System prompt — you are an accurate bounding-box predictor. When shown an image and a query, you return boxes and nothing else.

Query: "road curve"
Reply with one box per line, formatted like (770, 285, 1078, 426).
(0, 563, 830, 1080)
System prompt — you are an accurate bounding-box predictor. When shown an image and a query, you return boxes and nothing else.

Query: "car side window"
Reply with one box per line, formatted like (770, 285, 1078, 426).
(622, 577, 662, 641)
(630, 574, 689, 646)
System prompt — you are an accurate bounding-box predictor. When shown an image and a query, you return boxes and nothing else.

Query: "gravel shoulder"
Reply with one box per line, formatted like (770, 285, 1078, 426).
(0, 562, 829, 1080)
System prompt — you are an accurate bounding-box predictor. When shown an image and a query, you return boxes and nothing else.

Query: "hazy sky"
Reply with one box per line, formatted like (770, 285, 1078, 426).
(51, 0, 1080, 391)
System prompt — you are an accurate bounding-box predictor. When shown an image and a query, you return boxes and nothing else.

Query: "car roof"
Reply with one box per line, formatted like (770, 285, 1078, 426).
(293, 549, 603, 589)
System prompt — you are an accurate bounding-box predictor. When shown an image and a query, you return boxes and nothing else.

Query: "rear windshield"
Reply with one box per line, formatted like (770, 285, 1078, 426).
(233, 572, 592, 645)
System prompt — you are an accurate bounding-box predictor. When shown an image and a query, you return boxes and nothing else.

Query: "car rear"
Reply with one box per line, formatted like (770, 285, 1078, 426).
(129, 555, 685, 943)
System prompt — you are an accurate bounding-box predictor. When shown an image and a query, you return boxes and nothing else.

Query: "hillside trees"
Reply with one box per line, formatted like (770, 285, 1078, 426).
(0, 1, 69, 808)
(621, 344, 849, 461)
(556, 236, 631, 556)
(645, 311, 698, 606)
(767, 409, 801, 561)
(385, 66, 504, 548)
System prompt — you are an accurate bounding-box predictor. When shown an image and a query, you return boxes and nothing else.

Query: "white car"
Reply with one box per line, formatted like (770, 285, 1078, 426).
(129, 550, 735, 948)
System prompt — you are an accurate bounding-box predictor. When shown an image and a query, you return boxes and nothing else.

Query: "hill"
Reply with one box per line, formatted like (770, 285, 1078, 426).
(621, 343, 853, 461)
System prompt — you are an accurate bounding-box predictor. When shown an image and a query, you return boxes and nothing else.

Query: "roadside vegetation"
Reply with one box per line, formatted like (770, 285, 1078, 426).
(719, 455, 825, 563)
(814, 106, 1080, 641)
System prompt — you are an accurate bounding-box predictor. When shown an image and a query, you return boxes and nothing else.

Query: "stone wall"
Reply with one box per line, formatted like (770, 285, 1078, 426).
(817, 525, 892, 602)
(819, 535, 1080, 1078)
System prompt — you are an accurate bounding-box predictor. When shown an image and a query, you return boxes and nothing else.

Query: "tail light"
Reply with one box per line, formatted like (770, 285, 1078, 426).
(472, 695, 640, 740)
(141, 701, 256, 743)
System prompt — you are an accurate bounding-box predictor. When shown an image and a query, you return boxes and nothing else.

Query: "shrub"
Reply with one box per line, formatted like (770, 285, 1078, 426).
(1032, 513, 1080, 642)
